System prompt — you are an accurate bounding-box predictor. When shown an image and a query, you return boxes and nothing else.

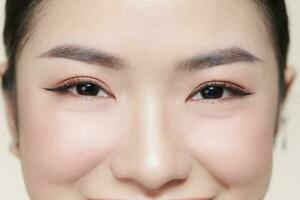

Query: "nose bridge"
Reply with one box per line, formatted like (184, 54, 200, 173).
(134, 93, 173, 171)
(111, 92, 191, 190)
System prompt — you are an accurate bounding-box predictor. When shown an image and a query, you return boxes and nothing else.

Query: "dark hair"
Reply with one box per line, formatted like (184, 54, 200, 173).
(2, 0, 46, 97)
(1, 0, 290, 101)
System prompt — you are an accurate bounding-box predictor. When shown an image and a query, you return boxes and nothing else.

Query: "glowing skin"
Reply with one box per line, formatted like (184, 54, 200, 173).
(0, 0, 295, 199)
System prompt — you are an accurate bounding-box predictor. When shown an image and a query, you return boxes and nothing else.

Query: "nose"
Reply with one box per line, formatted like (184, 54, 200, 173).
(111, 94, 192, 191)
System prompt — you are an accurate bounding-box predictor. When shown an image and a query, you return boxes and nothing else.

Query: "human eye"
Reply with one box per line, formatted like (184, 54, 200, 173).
(186, 80, 253, 103)
(44, 76, 115, 100)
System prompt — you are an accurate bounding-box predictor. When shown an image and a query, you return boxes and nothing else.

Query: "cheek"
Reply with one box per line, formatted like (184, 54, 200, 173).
(181, 101, 277, 187)
(18, 99, 121, 185)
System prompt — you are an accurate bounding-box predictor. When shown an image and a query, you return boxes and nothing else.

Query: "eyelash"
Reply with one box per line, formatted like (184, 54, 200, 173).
(186, 80, 253, 103)
(45, 77, 252, 103)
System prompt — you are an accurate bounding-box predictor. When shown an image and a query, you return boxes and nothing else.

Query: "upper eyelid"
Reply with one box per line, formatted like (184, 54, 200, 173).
(56, 76, 112, 92)
(60, 78, 102, 88)
(56, 76, 104, 86)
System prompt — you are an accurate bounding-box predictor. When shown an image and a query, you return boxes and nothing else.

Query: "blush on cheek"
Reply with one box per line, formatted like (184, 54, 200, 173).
(183, 106, 276, 187)
(19, 107, 119, 186)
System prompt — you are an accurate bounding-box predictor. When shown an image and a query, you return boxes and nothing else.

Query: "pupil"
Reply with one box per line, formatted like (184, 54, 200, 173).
(76, 83, 99, 96)
(201, 86, 224, 99)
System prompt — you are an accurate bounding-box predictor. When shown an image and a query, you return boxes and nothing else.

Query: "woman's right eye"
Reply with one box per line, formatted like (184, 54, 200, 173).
(68, 83, 109, 97)
(44, 77, 113, 99)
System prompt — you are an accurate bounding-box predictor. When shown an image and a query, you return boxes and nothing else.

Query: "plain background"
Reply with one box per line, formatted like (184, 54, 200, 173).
(0, 1, 299, 199)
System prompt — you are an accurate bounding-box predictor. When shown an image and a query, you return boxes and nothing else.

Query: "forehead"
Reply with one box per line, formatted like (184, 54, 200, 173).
(24, 0, 274, 67)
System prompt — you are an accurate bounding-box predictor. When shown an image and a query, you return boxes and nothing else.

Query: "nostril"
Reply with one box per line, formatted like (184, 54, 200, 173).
(119, 174, 188, 196)
(111, 150, 193, 191)
(142, 180, 186, 197)
(110, 155, 128, 179)
(111, 155, 191, 193)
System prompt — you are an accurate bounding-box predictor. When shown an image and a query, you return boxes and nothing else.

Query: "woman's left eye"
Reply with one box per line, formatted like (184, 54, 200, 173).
(187, 81, 252, 101)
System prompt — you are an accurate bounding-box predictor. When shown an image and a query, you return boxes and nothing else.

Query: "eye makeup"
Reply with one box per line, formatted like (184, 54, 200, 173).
(186, 80, 253, 103)
(44, 76, 115, 100)
(43, 73, 253, 106)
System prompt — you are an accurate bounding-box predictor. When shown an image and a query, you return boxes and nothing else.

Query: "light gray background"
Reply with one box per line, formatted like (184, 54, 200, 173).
(0, 1, 299, 199)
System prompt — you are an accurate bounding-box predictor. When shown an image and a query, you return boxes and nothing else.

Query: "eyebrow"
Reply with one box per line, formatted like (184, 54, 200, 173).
(40, 44, 127, 71)
(175, 47, 262, 72)
(40, 44, 262, 72)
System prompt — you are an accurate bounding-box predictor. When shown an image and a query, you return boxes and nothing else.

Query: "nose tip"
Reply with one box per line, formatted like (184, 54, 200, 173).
(111, 152, 191, 191)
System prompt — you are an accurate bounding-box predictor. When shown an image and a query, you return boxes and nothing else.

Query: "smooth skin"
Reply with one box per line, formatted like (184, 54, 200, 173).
(0, 0, 296, 199)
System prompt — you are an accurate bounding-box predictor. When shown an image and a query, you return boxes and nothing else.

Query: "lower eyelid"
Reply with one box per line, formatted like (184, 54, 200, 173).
(48, 90, 112, 102)
(188, 95, 251, 105)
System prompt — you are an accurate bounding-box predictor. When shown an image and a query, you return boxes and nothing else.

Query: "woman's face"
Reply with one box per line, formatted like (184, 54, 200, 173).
(8, 0, 282, 199)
